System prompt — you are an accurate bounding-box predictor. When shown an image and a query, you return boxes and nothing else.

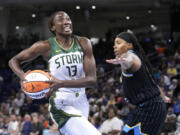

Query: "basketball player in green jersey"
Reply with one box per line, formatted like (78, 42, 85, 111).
(9, 11, 101, 135)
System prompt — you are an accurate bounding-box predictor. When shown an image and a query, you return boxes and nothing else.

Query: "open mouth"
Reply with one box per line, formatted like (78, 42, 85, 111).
(64, 25, 71, 32)
(114, 49, 118, 55)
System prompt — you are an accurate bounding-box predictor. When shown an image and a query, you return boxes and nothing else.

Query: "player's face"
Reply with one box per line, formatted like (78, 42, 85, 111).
(53, 12, 72, 36)
(113, 37, 132, 57)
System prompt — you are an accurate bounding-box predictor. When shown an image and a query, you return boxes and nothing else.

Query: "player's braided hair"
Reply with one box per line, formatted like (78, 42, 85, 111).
(116, 32, 156, 83)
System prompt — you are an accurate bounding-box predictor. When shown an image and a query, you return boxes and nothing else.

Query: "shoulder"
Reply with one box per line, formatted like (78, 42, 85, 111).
(30, 40, 50, 53)
(78, 36, 91, 44)
(76, 36, 92, 54)
(112, 117, 124, 125)
(102, 119, 109, 125)
(112, 117, 120, 121)
(78, 36, 91, 48)
(128, 52, 142, 72)
(32, 40, 50, 48)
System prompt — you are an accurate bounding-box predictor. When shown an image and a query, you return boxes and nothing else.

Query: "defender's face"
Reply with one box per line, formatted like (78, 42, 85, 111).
(53, 12, 73, 35)
(113, 37, 132, 57)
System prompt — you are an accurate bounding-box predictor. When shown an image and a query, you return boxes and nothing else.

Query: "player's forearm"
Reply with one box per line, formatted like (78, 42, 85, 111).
(60, 76, 97, 88)
(8, 57, 25, 79)
(158, 86, 166, 99)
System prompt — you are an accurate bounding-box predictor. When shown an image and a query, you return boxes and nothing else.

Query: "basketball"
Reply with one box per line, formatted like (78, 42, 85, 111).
(23, 70, 51, 99)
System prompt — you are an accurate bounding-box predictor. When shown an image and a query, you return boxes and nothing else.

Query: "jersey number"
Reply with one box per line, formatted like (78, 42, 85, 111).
(66, 65, 77, 77)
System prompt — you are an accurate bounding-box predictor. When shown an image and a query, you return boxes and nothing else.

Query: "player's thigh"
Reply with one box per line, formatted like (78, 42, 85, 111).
(60, 116, 101, 135)
(73, 94, 89, 118)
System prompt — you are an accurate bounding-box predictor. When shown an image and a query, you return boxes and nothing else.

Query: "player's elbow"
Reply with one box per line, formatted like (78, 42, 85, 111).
(9, 56, 17, 65)
(8, 57, 15, 68)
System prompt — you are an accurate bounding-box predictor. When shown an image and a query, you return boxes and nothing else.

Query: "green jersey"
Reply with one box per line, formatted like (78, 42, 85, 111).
(48, 35, 85, 92)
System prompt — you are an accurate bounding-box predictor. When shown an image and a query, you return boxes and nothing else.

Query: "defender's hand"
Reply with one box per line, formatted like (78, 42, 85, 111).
(106, 57, 126, 65)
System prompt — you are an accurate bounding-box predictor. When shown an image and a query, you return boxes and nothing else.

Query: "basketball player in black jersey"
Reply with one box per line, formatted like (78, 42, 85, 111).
(106, 32, 170, 135)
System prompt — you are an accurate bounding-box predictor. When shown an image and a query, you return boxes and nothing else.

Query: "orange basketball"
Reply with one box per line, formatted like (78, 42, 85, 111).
(23, 70, 51, 99)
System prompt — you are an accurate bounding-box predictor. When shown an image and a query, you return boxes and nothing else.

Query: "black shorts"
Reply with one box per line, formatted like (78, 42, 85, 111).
(122, 96, 167, 135)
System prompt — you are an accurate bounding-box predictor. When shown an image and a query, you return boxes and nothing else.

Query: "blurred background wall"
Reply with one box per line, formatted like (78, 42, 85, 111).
(0, 0, 177, 40)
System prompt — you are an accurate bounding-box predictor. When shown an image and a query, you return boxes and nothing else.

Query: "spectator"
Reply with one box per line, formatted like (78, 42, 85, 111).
(12, 93, 24, 108)
(0, 113, 4, 129)
(38, 114, 49, 129)
(159, 57, 168, 73)
(161, 114, 176, 134)
(17, 115, 23, 134)
(99, 106, 123, 135)
(174, 47, 180, 60)
(175, 115, 180, 135)
(169, 79, 178, 91)
(94, 117, 102, 130)
(107, 94, 116, 106)
(159, 73, 171, 91)
(30, 115, 44, 135)
(173, 95, 180, 115)
(0, 102, 9, 116)
(117, 102, 130, 121)
(43, 123, 60, 135)
(8, 114, 19, 135)
(21, 114, 32, 135)
(2, 116, 10, 134)
(173, 81, 180, 99)
(31, 113, 38, 118)
(167, 60, 178, 78)
(9, 103, 20, 115)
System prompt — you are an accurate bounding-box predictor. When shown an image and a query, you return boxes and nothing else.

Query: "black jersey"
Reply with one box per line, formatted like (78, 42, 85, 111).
(122, 59, 160, 105)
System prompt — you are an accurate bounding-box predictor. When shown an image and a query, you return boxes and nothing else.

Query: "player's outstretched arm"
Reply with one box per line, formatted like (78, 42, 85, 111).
(106, 52, 141, 73)
(8, 41, 50, 80)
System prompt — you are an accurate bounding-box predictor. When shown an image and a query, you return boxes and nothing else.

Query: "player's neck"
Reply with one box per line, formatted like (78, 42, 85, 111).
(55, 34, 72, 48)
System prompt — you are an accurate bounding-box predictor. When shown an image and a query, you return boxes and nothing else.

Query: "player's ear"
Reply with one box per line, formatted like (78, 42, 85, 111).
(51, 26, 55, 31)
(127, 43, 133, 50)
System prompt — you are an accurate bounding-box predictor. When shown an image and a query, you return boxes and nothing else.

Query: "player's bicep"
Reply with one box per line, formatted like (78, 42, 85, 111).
(15, 47, 38, 62)
(15, 41, 49, 63)
(82, 39, 96, 78)
(84, 51, 96, 77)
(15, 47, 39, 63)
(121, 53, 141, 72)
(132, 54, 141, 70)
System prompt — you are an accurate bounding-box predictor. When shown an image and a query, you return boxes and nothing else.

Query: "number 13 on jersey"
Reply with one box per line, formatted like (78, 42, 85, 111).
(66, 65, 77, 77)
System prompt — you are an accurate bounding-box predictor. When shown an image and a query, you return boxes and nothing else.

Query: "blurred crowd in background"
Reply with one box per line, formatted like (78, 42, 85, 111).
(0, 30, 180, 135)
